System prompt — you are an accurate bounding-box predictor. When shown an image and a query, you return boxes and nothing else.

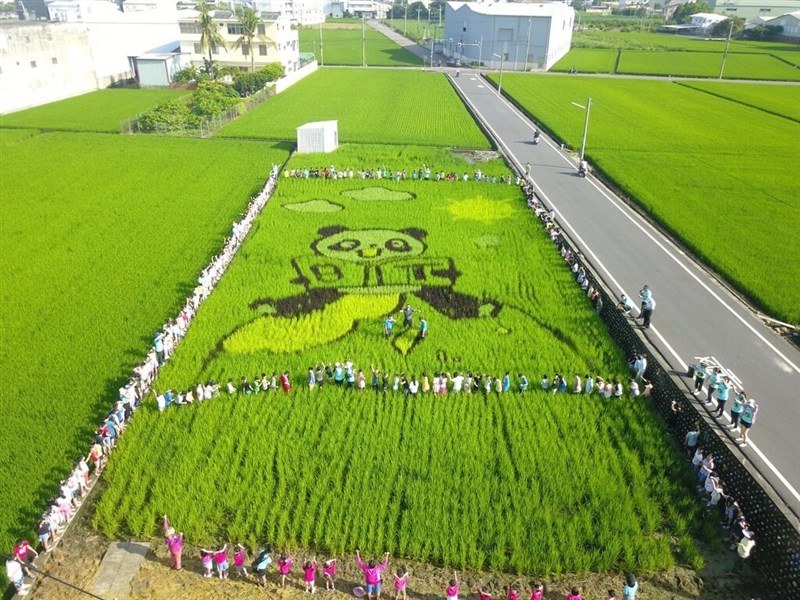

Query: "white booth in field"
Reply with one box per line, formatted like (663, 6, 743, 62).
(296, 120, 339, 153)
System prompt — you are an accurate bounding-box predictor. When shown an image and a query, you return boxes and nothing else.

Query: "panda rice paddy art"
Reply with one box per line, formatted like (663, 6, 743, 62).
(220, 226, 505, 356)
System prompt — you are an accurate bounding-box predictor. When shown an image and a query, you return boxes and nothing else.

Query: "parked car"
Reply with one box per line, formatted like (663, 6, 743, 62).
(446, 57, 462, 67)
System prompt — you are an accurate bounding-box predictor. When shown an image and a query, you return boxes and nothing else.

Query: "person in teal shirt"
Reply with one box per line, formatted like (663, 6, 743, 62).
(713, 377, 730, 418)
(502, 373, 511, 392)
(622, 573, 638, 600)
(518, 374, 529, 392)
(418, 316, 428, 339)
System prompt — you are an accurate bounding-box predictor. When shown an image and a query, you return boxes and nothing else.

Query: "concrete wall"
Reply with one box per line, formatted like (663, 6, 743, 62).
(0, 22, 99, 114)
(273, 58, 317, 93)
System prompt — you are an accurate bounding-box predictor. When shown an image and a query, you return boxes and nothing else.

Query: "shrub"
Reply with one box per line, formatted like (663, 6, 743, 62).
(233, 71, 270, 97)
(261, 61, 285, 82)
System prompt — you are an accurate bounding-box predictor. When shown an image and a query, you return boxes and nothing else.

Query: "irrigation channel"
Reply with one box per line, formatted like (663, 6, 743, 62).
(353, 16, 800, 598)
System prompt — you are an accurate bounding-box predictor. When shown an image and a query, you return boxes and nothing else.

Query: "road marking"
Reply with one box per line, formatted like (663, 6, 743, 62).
(450, 74, 800, 507)
(485, 81, 800, 376)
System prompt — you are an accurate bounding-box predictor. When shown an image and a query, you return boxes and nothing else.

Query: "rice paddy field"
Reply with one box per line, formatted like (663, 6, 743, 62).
(94, 144, 706, 574)
(492, 74, 800, 323)
(0, 126, 290, 557)
(298, 23, 422, 66)
(676, 80, 800, 122)
(553, 30, 800, 79)
(0, 89, 187, 132)
(218, 69, 490, 148)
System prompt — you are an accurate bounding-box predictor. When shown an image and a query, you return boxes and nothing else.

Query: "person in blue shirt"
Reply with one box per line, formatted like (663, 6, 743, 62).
(622, 573, 638, 600)
(307, 368, 316, 390)
(518, 373, 529, 392)
(418, 316, 428, 339)
(384, 316, 395, 339)
(502, 373, 511, 392)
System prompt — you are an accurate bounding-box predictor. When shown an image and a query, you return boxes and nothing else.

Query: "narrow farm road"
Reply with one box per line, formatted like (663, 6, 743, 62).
(371, 21, 800, 519)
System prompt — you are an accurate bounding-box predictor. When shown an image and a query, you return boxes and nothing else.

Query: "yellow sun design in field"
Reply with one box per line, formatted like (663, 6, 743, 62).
(448, 197, 516, 223)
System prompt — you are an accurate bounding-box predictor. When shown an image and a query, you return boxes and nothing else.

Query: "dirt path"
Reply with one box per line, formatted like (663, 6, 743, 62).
(27, 482, 764, 600)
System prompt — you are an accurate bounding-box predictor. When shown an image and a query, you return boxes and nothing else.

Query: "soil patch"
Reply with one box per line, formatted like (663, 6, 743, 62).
(26, 487, 764, 600)
(453, 150, 502, 164)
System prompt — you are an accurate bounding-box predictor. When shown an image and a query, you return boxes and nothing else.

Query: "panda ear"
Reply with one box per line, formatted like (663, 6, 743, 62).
(401, 228, 427, 240)
(317, 226, 347, 237)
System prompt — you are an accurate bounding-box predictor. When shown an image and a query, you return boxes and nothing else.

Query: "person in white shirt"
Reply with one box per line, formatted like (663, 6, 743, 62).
(450, 372, 464, 393)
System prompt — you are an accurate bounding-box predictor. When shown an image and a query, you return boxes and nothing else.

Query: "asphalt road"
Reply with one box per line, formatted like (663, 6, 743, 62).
(372, 22, 800, 518)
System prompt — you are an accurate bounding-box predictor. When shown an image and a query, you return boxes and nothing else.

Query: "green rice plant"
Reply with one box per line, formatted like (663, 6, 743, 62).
(217, 69, 490, 148)
(677, 81, 800, 122)
(493, 74, 800, 323)
(617, 50, 800, 80)
(552, 48, 618, 73)
(299, 25, 422, 66)
(94, 146, 706, 574)
(0, 89, 188, 132)
(0, 130, 290, 555)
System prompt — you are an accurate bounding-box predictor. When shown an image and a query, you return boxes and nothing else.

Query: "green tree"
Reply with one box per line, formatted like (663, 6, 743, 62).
(710, 16, 745, 37)
(233, 7, 273, 72)
(196, 2, 227, 77)
(260, 61, 285, 82)
(671, 1, 713, 24)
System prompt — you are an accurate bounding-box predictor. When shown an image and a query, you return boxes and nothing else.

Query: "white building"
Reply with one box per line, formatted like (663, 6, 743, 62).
(771, 9, 800, 36)
(178, 8, 300, 73)
(254, 0, 325, 25)
(444, 1, 574, 71)
(297, 120, 338, 152)
(689, 11, 729, 30)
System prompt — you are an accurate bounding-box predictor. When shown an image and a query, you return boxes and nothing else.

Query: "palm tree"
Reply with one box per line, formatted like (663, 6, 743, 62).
(232, 7, 272, 72)
(195, 2, 226, 77)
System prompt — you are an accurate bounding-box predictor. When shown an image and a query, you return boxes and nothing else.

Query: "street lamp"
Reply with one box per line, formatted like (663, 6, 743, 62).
(492, 52, 505, 96)
(457, 37, 482, 70)
(571, 97, 592, 162)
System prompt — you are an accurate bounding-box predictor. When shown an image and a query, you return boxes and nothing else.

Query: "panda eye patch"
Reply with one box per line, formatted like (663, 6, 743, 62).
(330, 239, 360, 251)
(385, 238, 411, 252)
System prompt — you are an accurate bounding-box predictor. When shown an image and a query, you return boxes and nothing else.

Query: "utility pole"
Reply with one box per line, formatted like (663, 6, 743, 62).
(571, 97, 592, 162)
(719, 18, 734, 79)
(524, 17, 532, 71)
(430, 36, 434, 67)
(319, 20, 324, 66)
(362, 14, 366, 67)
(404, 0, 408, 36)
(416, 6, 422, 34)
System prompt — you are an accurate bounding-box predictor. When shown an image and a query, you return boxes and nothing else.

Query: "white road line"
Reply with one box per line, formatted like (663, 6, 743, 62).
(451, 75, 800, 506)
(487, 81, 800, 376)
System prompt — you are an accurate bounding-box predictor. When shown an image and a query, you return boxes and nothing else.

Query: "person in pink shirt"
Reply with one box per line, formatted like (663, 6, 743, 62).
(199, 548, 214, 578)
(477, 586, 492, 600)
(323, 558, 337, 591)
(507, 586, 520, 600)
(604, 590, 617, 600)
(214, 544, 229, 579)
(280, 371, 292, 393)
(278, 553, 294, 587)
(565, 587, 582, 600)
(356, 549, 390, 600)
(445, 571, 459, 600)
(233, 544, 248, 578)
(530, 583, 544, 600)
(394, 566, 409, 600)
(162, 515, 183, 571)
(303, 557, 318, 593)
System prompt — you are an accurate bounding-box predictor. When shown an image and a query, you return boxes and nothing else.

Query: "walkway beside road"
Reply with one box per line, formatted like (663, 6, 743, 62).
(371, 20, 800, 518)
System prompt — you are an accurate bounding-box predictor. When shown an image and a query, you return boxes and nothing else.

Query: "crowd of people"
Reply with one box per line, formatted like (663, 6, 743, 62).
(159, 529, 642, 600)
(284, 164, 527, 185)
(5, 167, 281, 595)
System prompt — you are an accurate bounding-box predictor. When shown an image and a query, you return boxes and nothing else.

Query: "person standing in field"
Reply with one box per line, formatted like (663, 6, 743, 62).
(214, 544, 229, 579)
(394, 566, 409, 600)
(253, 546, 273, 587)
(622, 573, 638, 600)
(162, 515, 183, 571)
(502, 373, 511, 393)
(280, 371, 292, 393)
(738, 398, 759, 447)
(419, 316, 428, 340)
(565, 587, 582, 600)
(477, 586, 492, 600)
(356, 549, 390, 600)
(200, 548, 214, 578)
(385, 316, 396, 339)
(401, 304, 416, 328)
(519, 373, 529, 392)
(507, 585, 519, 600)
(445, 572, 459, 600)
(278, 553, 294, 587)
(358, 370, 366, 392)
(322, 558, 337, 591)
(308, 368, 317, 391)
(604, 591, 617, 600)
(233, 544, 248, 578)
(530, 583, 544, 600)
(303, 558, 318, 593)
